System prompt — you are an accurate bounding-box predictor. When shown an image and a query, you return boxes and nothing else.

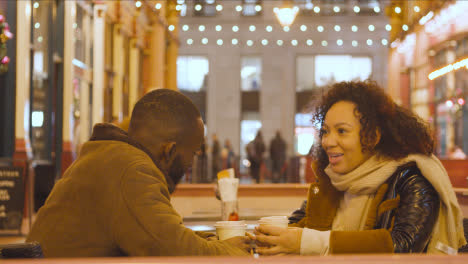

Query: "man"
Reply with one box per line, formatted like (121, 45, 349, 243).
(27, 89, 250, 257)
(211, 134, 221, 182)
(269, 131, 286, 183)
(247, 131, 265, 183)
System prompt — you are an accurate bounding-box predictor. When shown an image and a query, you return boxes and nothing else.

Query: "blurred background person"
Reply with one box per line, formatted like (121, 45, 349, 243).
(211, 133, 221, 182)
(247, 131, 265, 183)
(222, 139, 236, 170)
(270, 131, 287, 183)
(192, 142, 208, 183)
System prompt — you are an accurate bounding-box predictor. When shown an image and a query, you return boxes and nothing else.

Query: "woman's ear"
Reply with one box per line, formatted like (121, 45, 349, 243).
(373, 128, 381, 148)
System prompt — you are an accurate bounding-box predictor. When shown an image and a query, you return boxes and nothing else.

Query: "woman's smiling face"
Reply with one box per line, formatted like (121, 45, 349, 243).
(321, 101, 372, 174)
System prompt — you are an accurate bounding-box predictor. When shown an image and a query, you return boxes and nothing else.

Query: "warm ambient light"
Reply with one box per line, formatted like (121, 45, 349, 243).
(274, 6, 299, 27)
(419, 11, 434, 25)
(428, 57, 468, 80)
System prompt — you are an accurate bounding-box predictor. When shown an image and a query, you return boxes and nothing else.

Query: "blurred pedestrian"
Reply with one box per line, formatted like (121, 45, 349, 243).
(222, 139, 236, 170)
(211, 134, 221, 181)
(247, 131, 265, 183)
(269, 131, 287, 183)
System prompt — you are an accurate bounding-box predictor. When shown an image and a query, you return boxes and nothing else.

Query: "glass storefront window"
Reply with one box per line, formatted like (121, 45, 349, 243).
(314, 55, 372, 87)
(71, 1, 93, 157)
(241, 57, 261, 91)
(239, 112, 261, 175)
(193, 0, 217, 17)
(294, 113, 315, 155)
(296, 56, 314, 91)
(177, 56, 209, 91)
(30, 0, 52, 160)
(242, 0, 262, 17)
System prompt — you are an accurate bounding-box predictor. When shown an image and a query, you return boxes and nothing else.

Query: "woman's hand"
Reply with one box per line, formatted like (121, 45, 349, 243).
(254, 226, 303, 255)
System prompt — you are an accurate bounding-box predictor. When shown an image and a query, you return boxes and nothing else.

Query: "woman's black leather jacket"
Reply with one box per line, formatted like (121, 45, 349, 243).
(289, 162, 440, 253)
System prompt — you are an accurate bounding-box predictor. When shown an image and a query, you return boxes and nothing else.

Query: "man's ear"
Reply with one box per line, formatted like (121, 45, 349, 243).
(161, 142, 177, 162)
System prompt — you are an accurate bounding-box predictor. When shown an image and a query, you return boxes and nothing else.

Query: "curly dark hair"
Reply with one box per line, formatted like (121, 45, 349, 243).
(311, 81, 434, 171)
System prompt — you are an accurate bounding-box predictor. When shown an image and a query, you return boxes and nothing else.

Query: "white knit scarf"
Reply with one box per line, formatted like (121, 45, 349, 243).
(325, 154, 466, 254)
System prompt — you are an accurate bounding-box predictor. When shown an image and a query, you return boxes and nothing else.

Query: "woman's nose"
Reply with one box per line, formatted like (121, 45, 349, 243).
(322, 134, 336, 149)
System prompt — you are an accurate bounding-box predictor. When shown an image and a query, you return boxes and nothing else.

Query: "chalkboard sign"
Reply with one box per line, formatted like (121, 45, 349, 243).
(0, 167, 24, 231)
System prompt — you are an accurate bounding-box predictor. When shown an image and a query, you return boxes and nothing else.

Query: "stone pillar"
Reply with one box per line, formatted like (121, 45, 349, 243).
(207, 49, 242, 155)
(112, 23, 124, 121)
(92, 4, 107, 125)
(129, 38, 139, 112)
(14, 0, 32, 162)
(61, 0, 76, 173)
(165, 0, 178, 91)
(261, 48, 295, 157)
(145, 1, 166, 92)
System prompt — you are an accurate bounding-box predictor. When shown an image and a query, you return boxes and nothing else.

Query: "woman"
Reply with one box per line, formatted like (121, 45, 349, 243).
(254, 81, 466, 255)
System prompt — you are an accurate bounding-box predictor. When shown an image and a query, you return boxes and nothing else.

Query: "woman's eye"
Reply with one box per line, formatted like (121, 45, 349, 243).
(321, 129, 328, 135)
(338, 128, 347, 134)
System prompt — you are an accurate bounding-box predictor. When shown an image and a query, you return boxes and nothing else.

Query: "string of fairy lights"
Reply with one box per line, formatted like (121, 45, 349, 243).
(157, 0, 397, 48)
(179, 22, 390, 48)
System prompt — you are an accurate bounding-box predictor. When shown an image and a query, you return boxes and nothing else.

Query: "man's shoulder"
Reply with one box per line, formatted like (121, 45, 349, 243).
(78, 140, 160, 177)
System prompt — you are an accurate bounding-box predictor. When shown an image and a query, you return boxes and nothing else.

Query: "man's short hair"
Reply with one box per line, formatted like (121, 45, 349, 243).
(128, 89, 201, 144)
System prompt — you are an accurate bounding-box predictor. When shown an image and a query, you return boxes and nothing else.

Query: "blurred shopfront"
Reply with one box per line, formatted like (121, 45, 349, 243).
(388, 0, 468, 159)
(388, 0, 468, 191)
(0, 0, 180, 214)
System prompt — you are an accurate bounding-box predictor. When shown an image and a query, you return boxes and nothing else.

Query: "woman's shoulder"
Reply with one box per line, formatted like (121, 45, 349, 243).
(387, 161, 436, 195)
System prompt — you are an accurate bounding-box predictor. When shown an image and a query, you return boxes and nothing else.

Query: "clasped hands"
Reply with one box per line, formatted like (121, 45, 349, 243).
(220, 225, 303, 256)
(250, 225, 303, 256)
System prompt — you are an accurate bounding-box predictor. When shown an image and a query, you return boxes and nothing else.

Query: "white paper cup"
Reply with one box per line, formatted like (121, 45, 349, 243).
(258, 216, 289, 228)
(214, 221, 247, 240)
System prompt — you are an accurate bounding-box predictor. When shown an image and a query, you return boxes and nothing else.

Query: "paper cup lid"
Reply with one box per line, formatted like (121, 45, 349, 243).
(260, 216, 288, 220)
(214, 221, 246, 227)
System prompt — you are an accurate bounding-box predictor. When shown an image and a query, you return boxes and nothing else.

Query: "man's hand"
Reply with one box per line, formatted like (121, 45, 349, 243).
(206, 235, 218, 241)
(223, 235, 253, 253)
(254, 226, 303, 255)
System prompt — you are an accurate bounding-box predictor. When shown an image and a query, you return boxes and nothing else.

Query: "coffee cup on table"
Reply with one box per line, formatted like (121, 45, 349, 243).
(214, 221, 247, 240)
(258, 216, 289, 228)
